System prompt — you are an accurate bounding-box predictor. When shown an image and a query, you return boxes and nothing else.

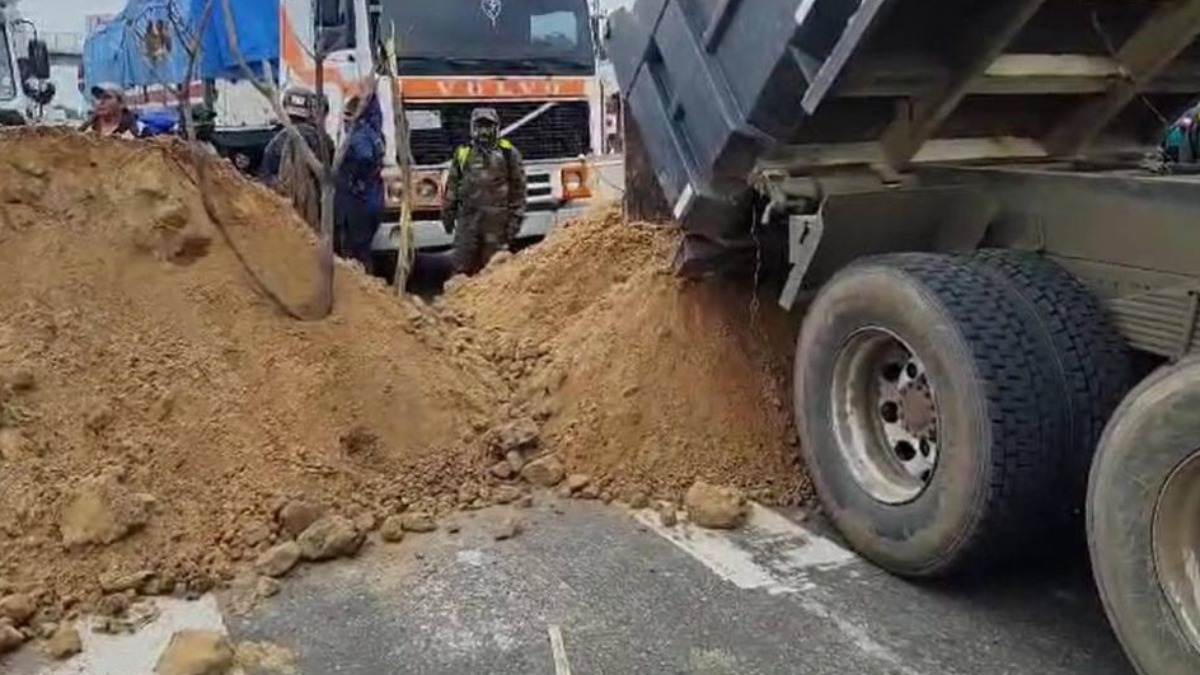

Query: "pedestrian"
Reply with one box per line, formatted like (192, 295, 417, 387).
(79, 83, 141, 138)
(334, 94, 386, 273)
(259, 87, 334, 232)
(443, 108, 527, 275)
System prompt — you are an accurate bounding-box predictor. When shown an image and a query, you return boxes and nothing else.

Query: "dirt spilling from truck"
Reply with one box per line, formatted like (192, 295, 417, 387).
(0, 129, 806, 655)
(447, 210, 810, 506)
(0, 129, 511, 635)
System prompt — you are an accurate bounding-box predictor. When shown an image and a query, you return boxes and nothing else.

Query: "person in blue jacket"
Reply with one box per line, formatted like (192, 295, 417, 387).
(335, 94, 386, 274)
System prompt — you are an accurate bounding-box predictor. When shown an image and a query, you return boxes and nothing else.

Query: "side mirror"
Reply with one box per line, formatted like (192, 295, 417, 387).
(27, 40, 50, 80)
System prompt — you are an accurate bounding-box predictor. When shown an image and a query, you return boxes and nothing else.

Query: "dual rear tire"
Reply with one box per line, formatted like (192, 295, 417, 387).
(795, 251, 1132, 576)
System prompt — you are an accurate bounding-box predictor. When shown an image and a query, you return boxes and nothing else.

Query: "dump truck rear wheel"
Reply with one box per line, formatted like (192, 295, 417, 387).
(1088, 357, 1200, 675)
(795, 253, 1070, 577)
(967, 250, 1135, 515)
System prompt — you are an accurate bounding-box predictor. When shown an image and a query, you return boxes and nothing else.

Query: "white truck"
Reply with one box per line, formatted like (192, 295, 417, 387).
(0, 0, 53, 126)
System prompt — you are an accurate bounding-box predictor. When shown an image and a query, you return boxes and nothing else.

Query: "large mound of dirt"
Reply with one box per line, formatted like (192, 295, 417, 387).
(0, 130, 506, 624)
(447, 211, 810, 506)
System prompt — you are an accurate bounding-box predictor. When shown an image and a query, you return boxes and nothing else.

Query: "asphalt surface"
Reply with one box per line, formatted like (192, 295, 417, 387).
(212, 499, 1134, 675)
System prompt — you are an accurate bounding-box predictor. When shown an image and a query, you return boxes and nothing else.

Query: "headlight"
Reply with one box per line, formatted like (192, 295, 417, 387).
(416, 178, 439, 203)
(560, 166, 591, 201)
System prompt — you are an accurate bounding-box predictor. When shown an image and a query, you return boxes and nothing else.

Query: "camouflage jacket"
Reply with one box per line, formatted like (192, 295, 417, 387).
(443, 139, 526, 237)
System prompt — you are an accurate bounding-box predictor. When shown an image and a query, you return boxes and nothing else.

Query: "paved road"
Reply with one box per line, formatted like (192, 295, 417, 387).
(19, 498, 1134, 675)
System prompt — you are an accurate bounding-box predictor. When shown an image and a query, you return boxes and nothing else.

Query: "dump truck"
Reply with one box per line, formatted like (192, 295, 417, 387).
(609, 2, 1200, 673)
(0, 0, 53, 126)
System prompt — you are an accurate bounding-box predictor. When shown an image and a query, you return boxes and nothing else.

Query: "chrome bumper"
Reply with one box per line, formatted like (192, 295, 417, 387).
(372, 206, 594, 252)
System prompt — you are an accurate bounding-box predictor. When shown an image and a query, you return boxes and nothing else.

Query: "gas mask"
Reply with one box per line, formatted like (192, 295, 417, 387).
(472, 120, 499, 146)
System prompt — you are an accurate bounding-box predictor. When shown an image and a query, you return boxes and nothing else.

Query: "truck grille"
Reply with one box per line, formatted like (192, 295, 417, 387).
(407, 101, 591, 166)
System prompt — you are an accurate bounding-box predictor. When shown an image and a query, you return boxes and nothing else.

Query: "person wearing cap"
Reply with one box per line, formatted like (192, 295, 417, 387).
(334, 94, 386, 273)
(259, 86, 334, 232)
(443, 108, 526, 275)
(79, 83, 141, 138)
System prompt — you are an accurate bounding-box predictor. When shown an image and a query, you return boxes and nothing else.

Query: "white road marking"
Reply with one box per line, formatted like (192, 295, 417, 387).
(34, 595, 230, 675)
(548, 625, 573, 675)
(637, 504, 926, 675)
(634, 504, 856, 594)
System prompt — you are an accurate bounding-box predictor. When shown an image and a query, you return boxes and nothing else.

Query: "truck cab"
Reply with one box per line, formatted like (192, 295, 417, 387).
(366, 0, 610, 253)
(0, 2, 53, 127)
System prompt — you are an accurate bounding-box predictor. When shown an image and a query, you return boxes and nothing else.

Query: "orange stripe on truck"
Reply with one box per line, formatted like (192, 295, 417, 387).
(399, 77, 587, 100)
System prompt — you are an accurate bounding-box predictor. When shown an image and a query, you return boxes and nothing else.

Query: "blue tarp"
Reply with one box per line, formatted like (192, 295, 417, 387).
(83, 0, 279, 95)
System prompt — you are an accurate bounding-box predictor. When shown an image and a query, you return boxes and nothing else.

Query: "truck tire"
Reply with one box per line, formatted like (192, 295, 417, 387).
(1088, 357, 1200, 675)
(795, 253, 1071, 577)
(967, 250, 1135, 511)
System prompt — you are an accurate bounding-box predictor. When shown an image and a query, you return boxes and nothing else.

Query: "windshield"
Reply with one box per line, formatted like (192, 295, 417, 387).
(380, 0, 595, 76)
(0, 24, 15, 101)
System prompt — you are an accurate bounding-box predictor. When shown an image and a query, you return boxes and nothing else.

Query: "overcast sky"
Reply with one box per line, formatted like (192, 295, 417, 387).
(22, 0, 635, 33)
(20, 0, 127, 33)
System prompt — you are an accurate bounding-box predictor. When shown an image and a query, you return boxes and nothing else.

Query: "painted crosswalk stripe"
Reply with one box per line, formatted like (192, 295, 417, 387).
(548, 624, 573, 675)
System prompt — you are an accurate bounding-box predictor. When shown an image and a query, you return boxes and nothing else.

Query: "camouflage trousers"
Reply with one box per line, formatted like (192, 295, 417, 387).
(453, 212, 511, 275)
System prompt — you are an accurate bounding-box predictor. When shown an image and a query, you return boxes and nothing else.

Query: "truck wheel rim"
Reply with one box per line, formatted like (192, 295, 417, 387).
(831, 328, 940, 505)
(1153, 448, 1200, 655)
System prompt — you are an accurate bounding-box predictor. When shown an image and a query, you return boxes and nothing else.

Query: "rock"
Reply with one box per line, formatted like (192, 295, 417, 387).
(493, 517, 522, 541)
(45, 623, 82, 660)
(8, 370, 35, 392)
(656, 502, 678, 528)
(517, 494, 534, 509)
(99, 570, 155, 594)
(521, 455, 565, 487)
(253, 542, 300, 578)
(626, 491, 650, 510)
(239, 521, 272, 547)
(296, 516, 362, 561)
(504, 450, 525, 473)
(486, 419, 540, 456)
(0, 428, 29, 460)
(565, 474, 591, 493)
(555, 484, 573, 499)
(155, 630, 235, 675)
(683, 482, 749, 530)
(600, 491, 614, 504)
(578, 485, 600, 500)
(353, 512, 379, 534)
(492, 485, 521, 505)
(446, 522, 461, 534)
(59, 473, 152, 548)
(277, 500, 326, 538)
(0, 593, 35, 625)
(254, 576, 281, 599)
(379, 516, 406, 543)
(489, 460, 515, 480)
(97, 593, 131, 618)
(0, 623, 25, 653)
(400, 512, 437, 533)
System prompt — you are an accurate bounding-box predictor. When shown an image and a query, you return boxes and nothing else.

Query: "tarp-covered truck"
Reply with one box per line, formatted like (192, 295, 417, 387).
(610, 1, 1200, 673)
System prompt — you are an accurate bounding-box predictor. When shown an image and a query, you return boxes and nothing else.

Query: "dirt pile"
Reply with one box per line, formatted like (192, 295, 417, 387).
(447, 209, 811, 506)
(0, 129, 510, 636)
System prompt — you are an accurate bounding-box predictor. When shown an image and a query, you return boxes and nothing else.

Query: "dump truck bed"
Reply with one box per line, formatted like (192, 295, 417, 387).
(609, 0, 1200, 239)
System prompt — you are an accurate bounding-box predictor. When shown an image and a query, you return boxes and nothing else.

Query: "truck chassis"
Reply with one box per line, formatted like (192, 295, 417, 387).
(610, 0, 1200, 672)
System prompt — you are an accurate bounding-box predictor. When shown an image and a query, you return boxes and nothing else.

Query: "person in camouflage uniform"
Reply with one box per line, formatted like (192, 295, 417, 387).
(443, 108, 527, 274)
(259, 87, 334, 233)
